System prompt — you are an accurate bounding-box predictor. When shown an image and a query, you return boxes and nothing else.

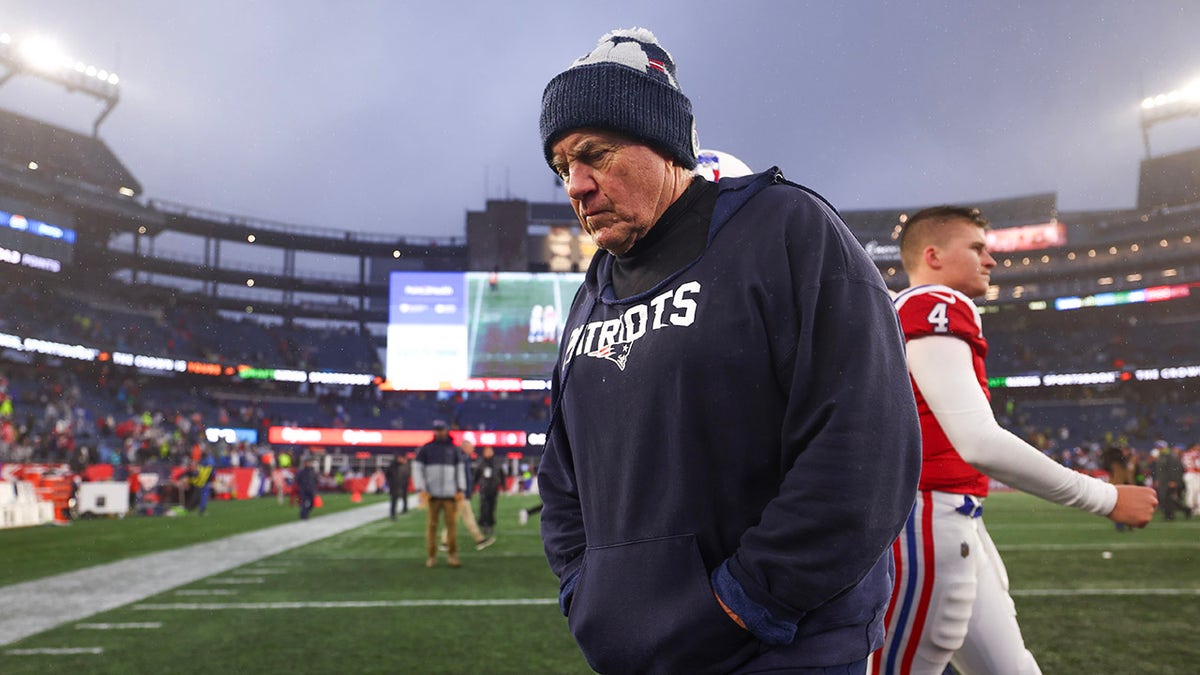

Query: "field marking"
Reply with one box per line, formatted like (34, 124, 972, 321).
(1012, 588, 1200, 597)
(205, 577, 264, 584)
(993, 522, 1200, 530)
(290, 550, 546, 561)
(5, 647, 104, 655)
(134, 598, 558, 610)
(999, 542, 1200, 551)
(233, 569, 290, 575)
(76, 622, 163, 630)
(0, 501, 391, 647)
(174, 589, 237, 596)
(467, 274, 485, 372)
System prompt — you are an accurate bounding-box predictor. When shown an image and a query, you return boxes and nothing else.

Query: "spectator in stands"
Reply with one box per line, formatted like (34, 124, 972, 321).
(535, 27, 921, 673)
(385, 451, 411, 520)
(412, 421, 466, 568)
(473, 445, 506, 536)
(296, 457, 319, 520)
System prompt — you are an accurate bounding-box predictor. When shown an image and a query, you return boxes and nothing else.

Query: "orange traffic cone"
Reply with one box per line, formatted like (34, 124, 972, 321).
(350, 491, 362, 503)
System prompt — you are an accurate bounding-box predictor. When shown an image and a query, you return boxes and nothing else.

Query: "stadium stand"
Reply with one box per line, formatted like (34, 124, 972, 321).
(0, 108, 141, 197)
(2, 90, 1199, 527)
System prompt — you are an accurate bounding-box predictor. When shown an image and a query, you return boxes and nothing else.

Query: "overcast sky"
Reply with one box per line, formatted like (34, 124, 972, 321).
(4, 1, 1199, 239)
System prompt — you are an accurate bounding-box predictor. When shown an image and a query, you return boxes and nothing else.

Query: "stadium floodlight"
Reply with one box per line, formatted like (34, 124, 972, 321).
(1139, 76, 1200, 157)
(0, 30, 121, 136)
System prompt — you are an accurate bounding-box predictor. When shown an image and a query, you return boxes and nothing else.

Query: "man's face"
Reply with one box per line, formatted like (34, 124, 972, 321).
(549, 128, 679, 256)
(933, 219, 995, 299)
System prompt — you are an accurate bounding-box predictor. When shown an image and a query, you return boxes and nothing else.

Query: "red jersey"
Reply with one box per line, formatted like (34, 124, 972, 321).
(894, 284, 991, 496)
(1183, 448, 1200, 474)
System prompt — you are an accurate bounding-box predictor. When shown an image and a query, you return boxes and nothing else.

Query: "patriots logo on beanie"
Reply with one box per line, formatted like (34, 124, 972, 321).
(540, 27, 699, 171)
(572, 28, 682, 90)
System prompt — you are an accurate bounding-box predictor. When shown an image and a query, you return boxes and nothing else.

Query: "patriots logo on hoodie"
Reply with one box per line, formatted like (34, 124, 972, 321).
(587, 340, 633, 371)
(561, 280, 701, 372)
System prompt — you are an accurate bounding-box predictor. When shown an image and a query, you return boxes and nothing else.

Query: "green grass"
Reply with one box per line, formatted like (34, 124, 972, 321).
(2, 492, 1198, 673)
(0, 492, 389, 586)
(973, 492, 1200, 674)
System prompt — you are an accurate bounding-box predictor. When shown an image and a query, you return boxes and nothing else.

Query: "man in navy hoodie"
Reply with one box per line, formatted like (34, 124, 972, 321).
(537, 27, 922, 674)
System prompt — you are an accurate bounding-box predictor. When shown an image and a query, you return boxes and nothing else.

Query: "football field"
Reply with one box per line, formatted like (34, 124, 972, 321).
(0, 492, 1196, 673)
(465, 272, 580, 378)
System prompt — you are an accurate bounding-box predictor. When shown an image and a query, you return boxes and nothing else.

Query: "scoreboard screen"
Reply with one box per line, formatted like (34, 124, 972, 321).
(385, 270, 584, 391)
(0, 208, 76, 273)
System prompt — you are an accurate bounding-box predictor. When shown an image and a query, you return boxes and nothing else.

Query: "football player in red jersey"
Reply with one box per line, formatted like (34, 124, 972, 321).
(873, 206, 1158, 675)
(1182, 443, 1200, 517)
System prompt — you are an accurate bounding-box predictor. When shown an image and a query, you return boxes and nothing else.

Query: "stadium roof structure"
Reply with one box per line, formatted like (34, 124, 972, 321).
(0, 108, 141, 198)
(1140, 77, 1200, 158)
(840, 192, 1059, 236)
(0, 31, 120, 137)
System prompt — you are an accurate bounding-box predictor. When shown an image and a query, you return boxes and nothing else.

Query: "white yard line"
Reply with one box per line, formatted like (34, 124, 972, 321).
(999, 542, 1200, 551)
(1012, 588, 1200, 596)
(132, 591, 1199, 611)
(0, 502, 388, 646)
(134, 598, 558, 610)
(75, 622, 162, 630)
(5, 647, 104, 655)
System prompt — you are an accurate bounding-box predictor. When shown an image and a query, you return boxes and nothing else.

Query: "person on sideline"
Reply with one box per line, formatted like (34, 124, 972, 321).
(473, 445, 507, 536)
(1182, 442, 1200, 517)
(536, 27, 921, 674)
(874, 205, 1158, 674)
(412, 421, 466, 568)
(296, 457, 318, 521)
(385, 452, 411, 520)
(439, 440, 495, 551)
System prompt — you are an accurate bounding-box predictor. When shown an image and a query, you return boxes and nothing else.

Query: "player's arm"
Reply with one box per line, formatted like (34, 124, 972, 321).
(907, 335, 1156, 526)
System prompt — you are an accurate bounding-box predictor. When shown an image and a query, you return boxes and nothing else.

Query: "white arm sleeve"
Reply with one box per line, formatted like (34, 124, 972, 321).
(907, 336, 1116, 516)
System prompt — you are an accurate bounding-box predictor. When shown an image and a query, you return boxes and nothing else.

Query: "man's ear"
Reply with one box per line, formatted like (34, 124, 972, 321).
(922, 245, 942, 270)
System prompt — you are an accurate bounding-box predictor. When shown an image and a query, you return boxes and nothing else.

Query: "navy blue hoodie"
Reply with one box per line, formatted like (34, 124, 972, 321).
(538, 169, 921, 673)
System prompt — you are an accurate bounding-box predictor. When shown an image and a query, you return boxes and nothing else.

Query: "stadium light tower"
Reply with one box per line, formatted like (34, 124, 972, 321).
(0, 31, 121, 136)
(1139, 76, 1200, 158)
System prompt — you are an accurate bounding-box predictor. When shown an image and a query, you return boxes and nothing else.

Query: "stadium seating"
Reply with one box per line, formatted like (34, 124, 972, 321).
(2, 101, 1199, 477)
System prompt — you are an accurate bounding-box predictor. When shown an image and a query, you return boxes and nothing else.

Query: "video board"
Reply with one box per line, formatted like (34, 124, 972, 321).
(384, 270, 584, 391)
(0, 208, 76, 273)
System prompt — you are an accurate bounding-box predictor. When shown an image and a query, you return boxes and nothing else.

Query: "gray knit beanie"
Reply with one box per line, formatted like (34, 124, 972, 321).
(540, 27, 698, 171)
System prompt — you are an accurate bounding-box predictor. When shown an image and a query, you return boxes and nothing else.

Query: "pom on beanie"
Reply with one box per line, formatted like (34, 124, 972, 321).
(540, 27, 698, 171)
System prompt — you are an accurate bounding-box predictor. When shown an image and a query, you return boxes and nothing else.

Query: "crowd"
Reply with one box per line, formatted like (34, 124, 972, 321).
(0, 358, 551, 467)
(2, 281, 380, 373)
(984, 297, 1200, 376)
(0, 354, 1194, 521)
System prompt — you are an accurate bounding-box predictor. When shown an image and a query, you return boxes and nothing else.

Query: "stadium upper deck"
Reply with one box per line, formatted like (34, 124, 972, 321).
(2, 106, 1198, 327)
(2, 106, 1200, 392)
(0, 104, 1198, 456)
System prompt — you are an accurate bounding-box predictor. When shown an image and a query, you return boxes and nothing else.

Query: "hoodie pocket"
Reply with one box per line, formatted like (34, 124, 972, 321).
(568, 533, 758, 674)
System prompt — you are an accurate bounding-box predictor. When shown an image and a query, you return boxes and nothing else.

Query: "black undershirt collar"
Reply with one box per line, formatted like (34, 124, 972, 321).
(611, 177, 719, 300)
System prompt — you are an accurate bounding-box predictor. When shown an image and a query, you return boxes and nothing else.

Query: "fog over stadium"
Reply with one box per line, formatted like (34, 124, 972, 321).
(3, 1, 1199, 240)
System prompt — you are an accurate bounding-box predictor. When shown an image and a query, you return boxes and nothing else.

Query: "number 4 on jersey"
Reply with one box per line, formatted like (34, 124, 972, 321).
(927, 302, 949, 333)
